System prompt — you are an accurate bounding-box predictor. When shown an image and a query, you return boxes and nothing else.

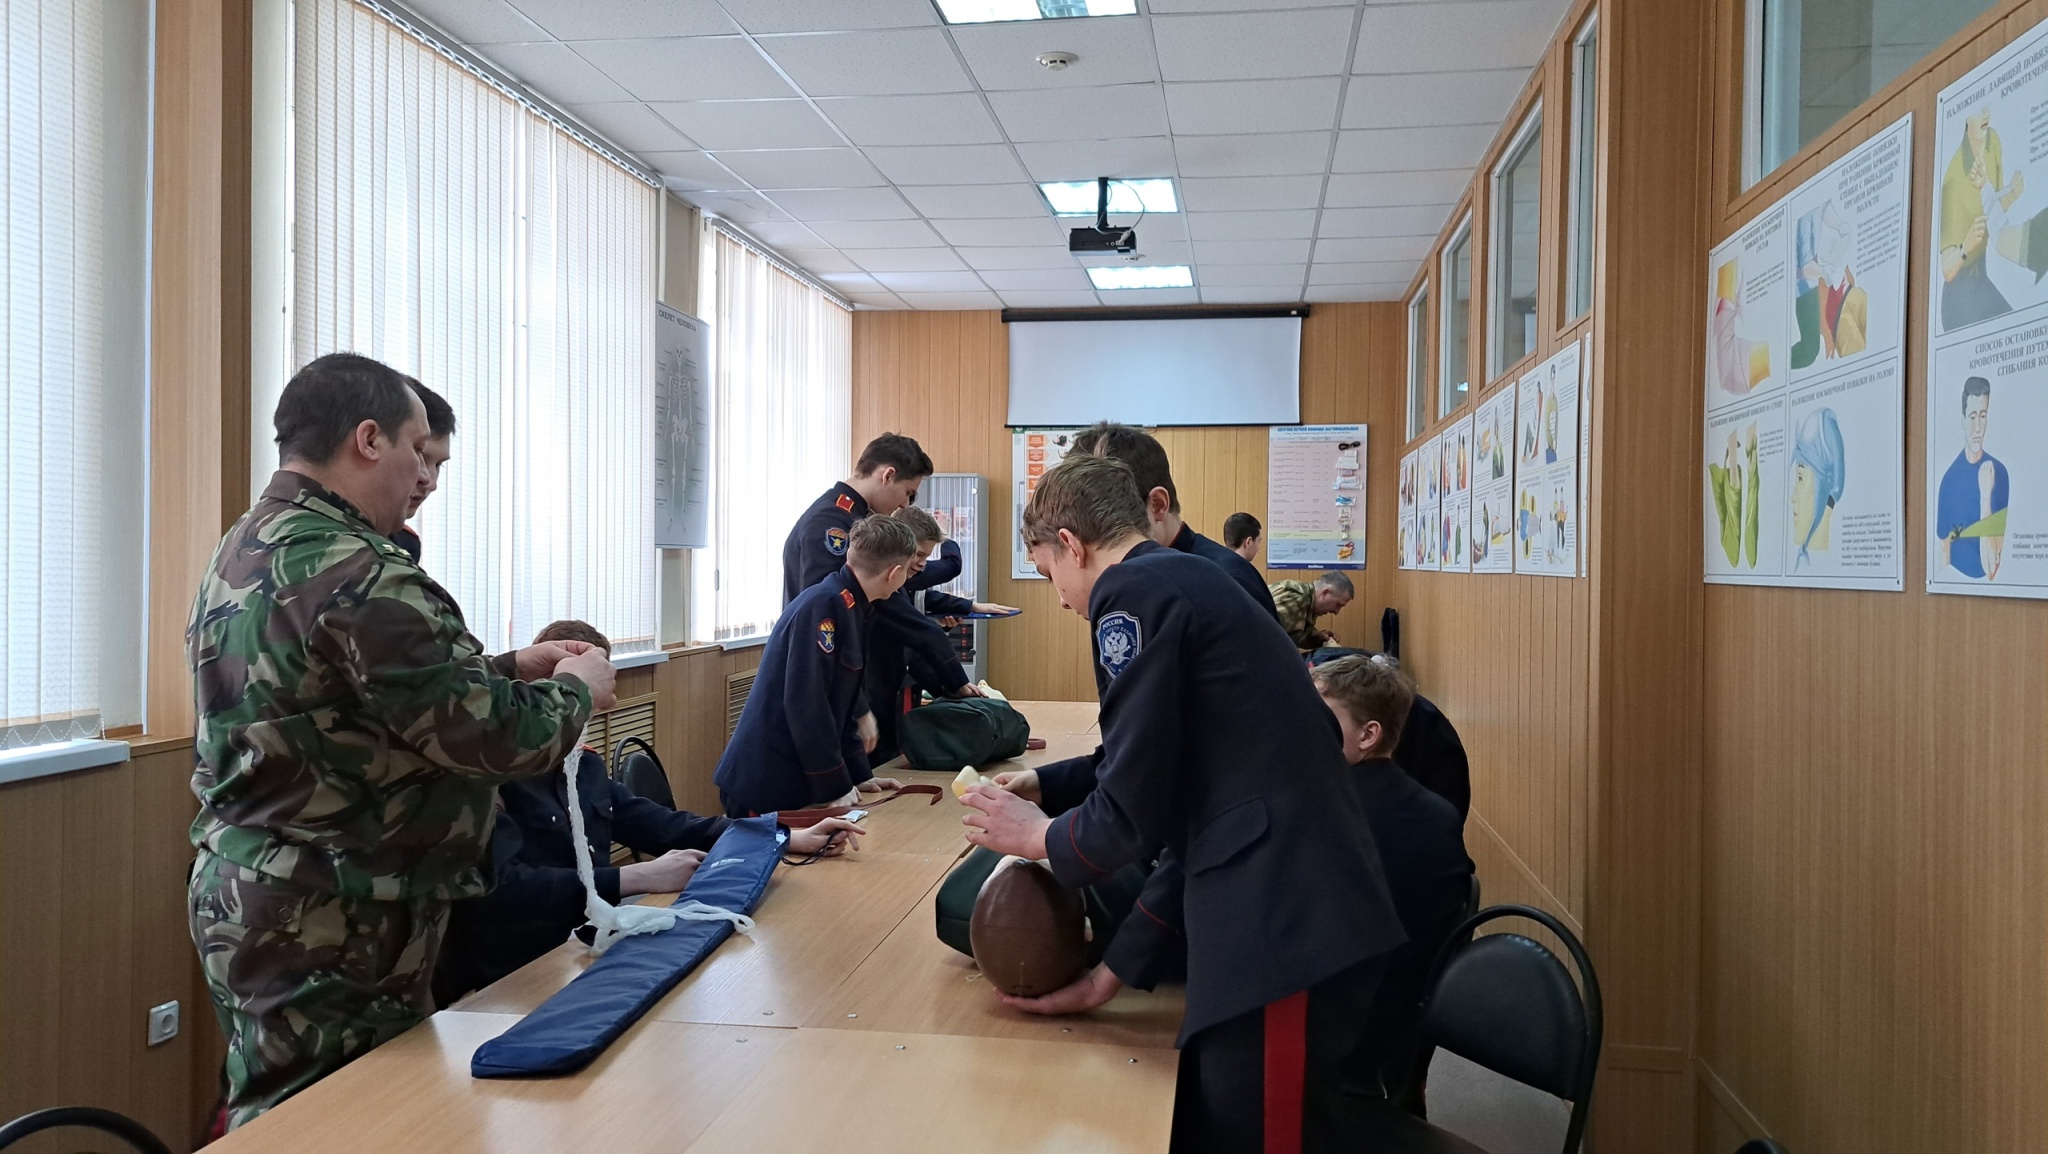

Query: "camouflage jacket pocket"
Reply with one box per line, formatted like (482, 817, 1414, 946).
(195, 859, 314, 934)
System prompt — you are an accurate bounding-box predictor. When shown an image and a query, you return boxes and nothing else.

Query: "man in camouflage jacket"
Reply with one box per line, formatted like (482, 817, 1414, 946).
(1269, 572, 1356, 653)
(187, 353, 616, 1128)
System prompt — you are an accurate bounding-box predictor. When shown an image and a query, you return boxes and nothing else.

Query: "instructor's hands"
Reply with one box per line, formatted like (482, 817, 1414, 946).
(1000, 963, 1122, 1015)
(514, 639, 594, 680)
(553, 647, 618, 711)
(991, 768, 1040, 804)
(960, 783, 1051, 860)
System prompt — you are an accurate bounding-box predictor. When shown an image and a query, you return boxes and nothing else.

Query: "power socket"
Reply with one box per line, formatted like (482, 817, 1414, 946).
(147, 1001, 179, 1047)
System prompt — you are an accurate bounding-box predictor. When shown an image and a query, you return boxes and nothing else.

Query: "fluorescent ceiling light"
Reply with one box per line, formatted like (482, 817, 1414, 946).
(1039, 179, 1179, 216)
(935, 0, 1137, 24)
(1088, 265, 1194, 290)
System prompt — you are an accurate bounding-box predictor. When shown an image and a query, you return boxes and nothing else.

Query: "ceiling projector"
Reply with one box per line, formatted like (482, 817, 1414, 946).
(1068, 176, 1138, 254)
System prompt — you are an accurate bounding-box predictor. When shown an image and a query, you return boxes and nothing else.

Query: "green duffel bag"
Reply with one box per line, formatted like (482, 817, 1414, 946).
(934, 847, 1148, 969)
(897, 697, 1030, 772)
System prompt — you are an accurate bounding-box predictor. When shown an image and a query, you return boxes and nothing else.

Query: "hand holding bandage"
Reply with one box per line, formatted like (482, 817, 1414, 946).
(960, 783, 1052, 861)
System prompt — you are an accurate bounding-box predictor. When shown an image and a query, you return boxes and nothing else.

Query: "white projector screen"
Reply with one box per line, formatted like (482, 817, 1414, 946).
(1007, 315, 1302, 427)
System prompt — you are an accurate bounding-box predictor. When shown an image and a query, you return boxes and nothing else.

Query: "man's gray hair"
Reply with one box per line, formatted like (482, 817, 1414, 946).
(1314, 571, 1355, 597)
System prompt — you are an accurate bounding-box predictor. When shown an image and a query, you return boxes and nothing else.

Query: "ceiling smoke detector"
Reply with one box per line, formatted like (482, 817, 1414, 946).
(1037, 51, 1078, 70)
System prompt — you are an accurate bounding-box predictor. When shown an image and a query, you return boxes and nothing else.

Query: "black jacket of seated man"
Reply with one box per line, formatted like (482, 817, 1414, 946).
(432, 748, 728, 1007)
(1333, 757, 1474, 1098)
(1170, 522, 1280, 622)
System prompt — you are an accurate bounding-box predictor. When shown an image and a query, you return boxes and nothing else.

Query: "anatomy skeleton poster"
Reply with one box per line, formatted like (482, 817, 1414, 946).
(1704, 115, 1910, 591)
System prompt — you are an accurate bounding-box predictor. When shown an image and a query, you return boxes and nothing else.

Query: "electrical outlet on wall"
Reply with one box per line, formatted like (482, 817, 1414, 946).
(147, 1000, 179, 1047)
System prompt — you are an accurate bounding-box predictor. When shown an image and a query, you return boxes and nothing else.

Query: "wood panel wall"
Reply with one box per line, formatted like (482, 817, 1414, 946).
(851, 304, 1398, 703)
(1695, 2, 2048, 1151)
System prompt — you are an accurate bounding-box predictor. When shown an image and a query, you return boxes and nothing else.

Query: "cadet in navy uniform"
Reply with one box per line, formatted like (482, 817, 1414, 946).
(781, 433, 977, 753)
(962, 455, 1405, 1154)
(720, 516, 921, 817)
(434, 621, 864, 1006)
(1069, 422, 1280, 621)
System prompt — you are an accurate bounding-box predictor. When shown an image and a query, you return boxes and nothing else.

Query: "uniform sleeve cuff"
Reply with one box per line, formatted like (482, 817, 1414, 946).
(595, 866, 622, 904)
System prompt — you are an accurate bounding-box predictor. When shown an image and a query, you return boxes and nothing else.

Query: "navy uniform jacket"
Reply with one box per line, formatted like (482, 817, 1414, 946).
(780, 482, 967, 704)
(434, 749, 728, 1004)
(1337, 759, 1474, 1073)
(1306, 648, 1471, 821)
(716, 566, 875, 816)
(1171, 522, 1279, 621)
(1041, 541, 1405, 1043)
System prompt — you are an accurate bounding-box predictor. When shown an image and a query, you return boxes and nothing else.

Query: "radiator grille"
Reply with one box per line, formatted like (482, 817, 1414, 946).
(725, 671, 756, 743)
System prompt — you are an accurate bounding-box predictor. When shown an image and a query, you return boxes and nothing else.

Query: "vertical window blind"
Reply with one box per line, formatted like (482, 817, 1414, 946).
(292, 0, 658, 655)
(694, 227, 850, 642)
(2, 0, 150, 748)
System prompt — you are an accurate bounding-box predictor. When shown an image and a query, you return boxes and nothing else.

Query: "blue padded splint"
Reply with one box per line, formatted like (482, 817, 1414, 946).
(470, 816, 785, 1078)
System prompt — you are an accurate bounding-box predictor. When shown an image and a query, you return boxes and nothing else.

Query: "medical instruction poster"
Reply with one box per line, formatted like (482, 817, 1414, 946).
(1010, 428, 1080, 580)
(1398, 446, 1421, 570)
(654, 304, 710, 549)
(1439, 415, 1474, 573)
(1267, 424, 1366, 569)
(1704, 114, 1909, 591)
(1514, 342, 1582, 577)
(1927, 29, 2048, 598)
(1470, 385, 1515, 574)
(1418, 434, 1443, 570)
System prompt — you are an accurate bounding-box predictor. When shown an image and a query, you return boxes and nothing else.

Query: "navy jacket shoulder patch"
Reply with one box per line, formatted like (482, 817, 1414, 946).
(835, 494, 856, 513)
(817, 618, 838, 653)
(824, 526, 849, 556)
(1096, 611, 1142, 679)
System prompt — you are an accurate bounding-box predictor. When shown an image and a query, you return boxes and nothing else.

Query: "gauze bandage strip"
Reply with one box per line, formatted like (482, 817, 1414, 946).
(559, 735, 753, 954)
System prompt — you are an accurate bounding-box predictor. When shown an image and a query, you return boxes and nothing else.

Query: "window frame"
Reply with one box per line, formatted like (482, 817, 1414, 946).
(1565, 14, 1599, 323)
(1406, 278, 1433, 441)
(1488, 102, 1544, 380)
(1439, 213, 1475, 418)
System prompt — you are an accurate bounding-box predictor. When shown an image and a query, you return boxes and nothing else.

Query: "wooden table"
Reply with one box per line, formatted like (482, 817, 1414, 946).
(209, 702, 1181, 1153)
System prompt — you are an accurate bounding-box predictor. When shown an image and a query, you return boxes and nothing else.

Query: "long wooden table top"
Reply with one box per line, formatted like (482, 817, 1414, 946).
(208, 701, 1180, 1153)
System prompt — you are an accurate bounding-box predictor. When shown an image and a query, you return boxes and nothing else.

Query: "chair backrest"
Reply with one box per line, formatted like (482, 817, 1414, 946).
(1418, 903, 1603, 1154)
(1735, 1141, 1789, 1154)
(612, 736, 675, 809)
(0, 1107, 172, 1153)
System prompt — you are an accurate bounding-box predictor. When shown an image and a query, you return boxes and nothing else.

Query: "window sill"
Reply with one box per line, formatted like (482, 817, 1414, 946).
(0, 739, 131, 786)
(612, 649, 670, 670)
(720, 634, 769, 652)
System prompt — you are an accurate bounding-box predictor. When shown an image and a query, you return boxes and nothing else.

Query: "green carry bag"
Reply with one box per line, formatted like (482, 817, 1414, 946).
(897, 697, 1031, 772)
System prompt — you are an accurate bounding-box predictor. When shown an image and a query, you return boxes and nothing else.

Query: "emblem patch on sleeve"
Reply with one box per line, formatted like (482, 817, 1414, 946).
(817, 619, 837, 653)
(1095, 611, 1142, 679)
(835, 494, 856, 512)
(824, 526, 848, 556)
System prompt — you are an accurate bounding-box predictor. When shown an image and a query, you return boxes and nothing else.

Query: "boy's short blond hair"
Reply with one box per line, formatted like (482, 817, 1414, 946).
(1020, 455, 1150, 549)
(893, 504, 944, 544)
(1311, 654, 1414, 747)
(534, 619, 611, 654)
(848, 514, 918, 574)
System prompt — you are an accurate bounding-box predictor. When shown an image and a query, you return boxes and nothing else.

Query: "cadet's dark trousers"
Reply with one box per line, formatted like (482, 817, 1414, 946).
(1169, 956, 1386, 1154)
(189, 851, 448, 1129)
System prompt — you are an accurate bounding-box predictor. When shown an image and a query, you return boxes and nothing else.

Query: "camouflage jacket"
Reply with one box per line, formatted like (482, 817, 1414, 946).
(1269, 580, 1322, 651)
(188, 471, 593, 901)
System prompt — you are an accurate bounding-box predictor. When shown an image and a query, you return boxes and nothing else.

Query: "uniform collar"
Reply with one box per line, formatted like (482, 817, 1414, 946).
(1125, 539, 1165, 561)
(262, 470, 384, 538)
(831, 481, 869, 517)
(1169, 523, 1198, 553)
(834, 565, 874, 613)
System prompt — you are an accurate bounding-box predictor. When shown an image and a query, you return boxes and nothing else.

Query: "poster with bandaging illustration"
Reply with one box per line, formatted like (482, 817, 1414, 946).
(1470, 384, 1515, 574)
(1439, 414, 1473, 573)
(1396, 448, 1418, 570)
(1703, 115, 1909, 590)
(1418, 435, 1442, 569)
(1927, 24, 2048, 599)
(1513, 343, 1580, 577)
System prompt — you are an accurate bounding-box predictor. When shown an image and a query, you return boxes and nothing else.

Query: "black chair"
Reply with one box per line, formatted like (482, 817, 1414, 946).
(1359, 904, 1603, 1154)
(611, 735, 676, 810)
(0, 1107, 172, 1153)
(1736, 1142, 1789, 1154)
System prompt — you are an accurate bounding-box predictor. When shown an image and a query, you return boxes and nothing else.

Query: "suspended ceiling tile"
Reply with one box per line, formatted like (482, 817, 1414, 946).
(1352, 0, 1565, 75)
(977, 268, 1096, 292)
(1175, 131, 1333, 177)
(896, 291, 1008, 309)
(1191, 237, 1313, 264)
(1186, 209, 1320, 241)
(898, 183, 1052, 219)
(736, 220, 829, 249)
(650, 100, 845, 150)
(1164, 78, 1342, 136)
(950, 18, 1161, 90)
(928, 216, 1070, 247)
(865, 143, 1032, 184)
(1331, 124, 1497, 173)
(685, 189, 793, 223)
(1152, 9, 1355, 82)
(776, 247, 865, 274)
(1305, 282, 1409, 302)
(1316, 204, 1457, 239)
(1013, 136, 1179, 182)
(1323, 169, 1473, 208)
(806, 218, 947, 248)
(1312, 234, 1436, 263)
(570, 37, 795, 101)
(506, 0, 737, 40)
(1309, 260, 1419, 284)
(1200, 285, 1309, 304)
(985, 84, 1172, 143)
(756, 29, 975, 96)
(1340, 68, 1531, 130)
(815, 94, 1006, 147)
(763, 187, 920, 221)
(1176, 175, 1327, 212)
(872, 271, 994, 293)
(717, 0, 939, 35)
(712, 147, 889, 188)
(846, 291, 910, 309)
(563, 102, 696, 151)
(997, 289, 1109, 308)
(401, 0, 546, 46)
(956, 245, 1083, 270)
(478, 42, 633, 103)
(641, 150, 746, 191)
(1194, 262, 1312, 287)
(842, 248, 972, 273)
